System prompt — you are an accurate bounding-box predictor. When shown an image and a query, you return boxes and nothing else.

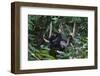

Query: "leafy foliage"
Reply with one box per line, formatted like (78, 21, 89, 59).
(28, 15, 88, 60)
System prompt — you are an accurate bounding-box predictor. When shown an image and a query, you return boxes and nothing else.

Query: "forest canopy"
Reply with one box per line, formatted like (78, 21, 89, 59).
(28, 15, 88, 60)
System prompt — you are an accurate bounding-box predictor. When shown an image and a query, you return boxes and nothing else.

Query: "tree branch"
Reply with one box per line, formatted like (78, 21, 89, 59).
(72, 22, 76, 38)
(43, 35, 49, 43)
(49, 22, 52, 38)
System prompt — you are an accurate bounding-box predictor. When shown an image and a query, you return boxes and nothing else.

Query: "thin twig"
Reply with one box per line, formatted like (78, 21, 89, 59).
(65, 24, 71, 33)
